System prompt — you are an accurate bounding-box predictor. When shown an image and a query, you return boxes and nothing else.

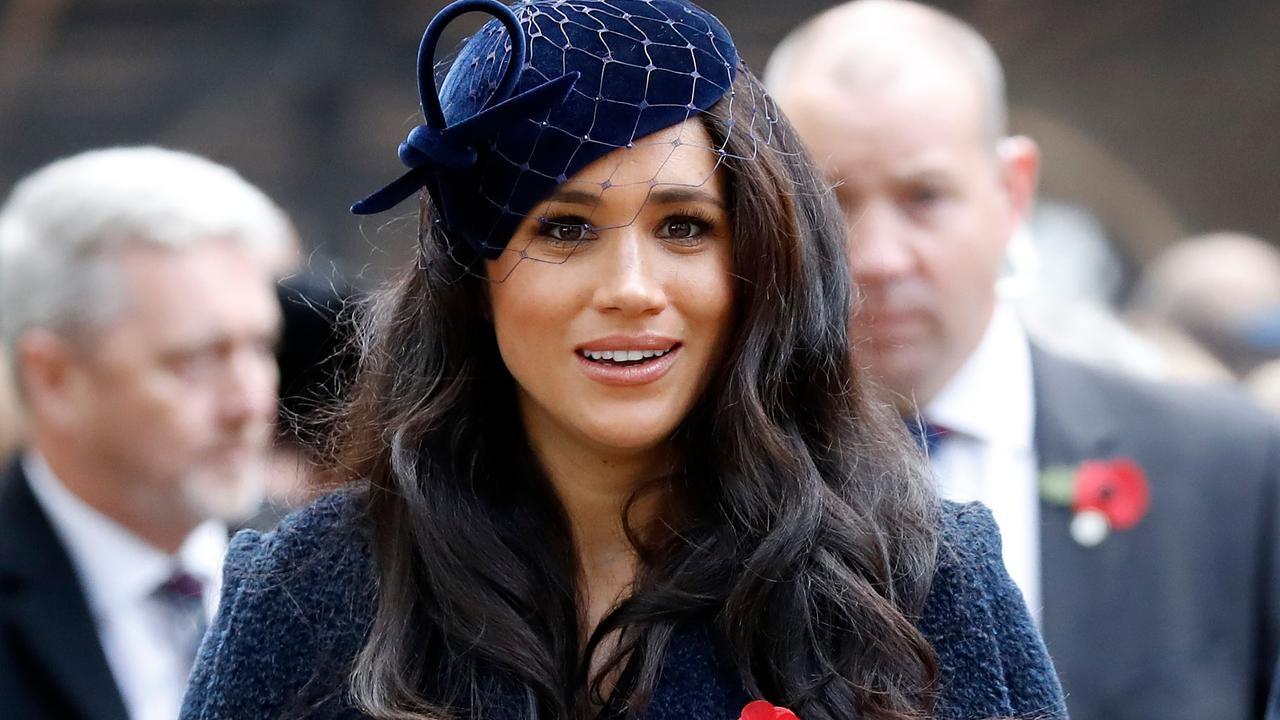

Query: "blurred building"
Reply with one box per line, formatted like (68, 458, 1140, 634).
(2, 0, 1277, 271)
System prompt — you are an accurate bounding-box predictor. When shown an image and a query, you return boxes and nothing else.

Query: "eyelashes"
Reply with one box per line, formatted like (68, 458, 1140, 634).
(536, 215, 598, 244)
(656, 209, 718, 245)
(534, 209, 720, 247)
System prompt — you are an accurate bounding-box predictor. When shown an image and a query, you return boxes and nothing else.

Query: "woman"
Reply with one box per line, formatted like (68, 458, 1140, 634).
(182, 1, 1065, 718)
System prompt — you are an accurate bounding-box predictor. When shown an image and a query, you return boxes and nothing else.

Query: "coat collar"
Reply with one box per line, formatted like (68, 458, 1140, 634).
(1028, 347, 1136, 698)
(0, 461, 130, 720)
(1030, 345, 1118, 467)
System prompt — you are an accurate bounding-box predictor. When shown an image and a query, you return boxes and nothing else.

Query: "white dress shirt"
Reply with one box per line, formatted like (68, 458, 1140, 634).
(923, 303, 1043, 624)
(23, 453, 227, 720)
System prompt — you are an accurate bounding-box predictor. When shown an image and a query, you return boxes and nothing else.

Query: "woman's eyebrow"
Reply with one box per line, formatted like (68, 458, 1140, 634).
(648, 186, 725, 208)
(542, 186, 725, 211)
(543, 188, 602, 207)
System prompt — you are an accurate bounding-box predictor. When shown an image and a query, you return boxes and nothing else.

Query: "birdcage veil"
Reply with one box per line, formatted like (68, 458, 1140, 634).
(353, 0, 783, 278)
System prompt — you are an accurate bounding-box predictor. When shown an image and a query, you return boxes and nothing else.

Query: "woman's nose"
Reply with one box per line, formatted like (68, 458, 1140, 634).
(591, 231, 667, 317)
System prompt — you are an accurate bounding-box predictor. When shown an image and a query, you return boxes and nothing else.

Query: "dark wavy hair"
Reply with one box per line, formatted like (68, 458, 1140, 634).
(335, 67, 941, 720)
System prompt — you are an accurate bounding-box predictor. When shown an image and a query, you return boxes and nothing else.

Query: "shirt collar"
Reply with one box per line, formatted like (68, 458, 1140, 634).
(924, 302, 1036, 450)
(22, 452, 228, 616)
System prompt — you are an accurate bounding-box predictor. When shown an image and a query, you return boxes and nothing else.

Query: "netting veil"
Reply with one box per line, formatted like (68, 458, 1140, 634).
(353, 0, 776, 268)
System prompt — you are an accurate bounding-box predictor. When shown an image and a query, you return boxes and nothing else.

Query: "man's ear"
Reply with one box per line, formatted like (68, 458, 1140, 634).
(14, 329, 87, 430)
(997, 135, 1041, 228)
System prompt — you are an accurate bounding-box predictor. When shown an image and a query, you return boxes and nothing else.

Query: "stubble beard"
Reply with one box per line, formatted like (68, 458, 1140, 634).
(179, 456, 269, 524)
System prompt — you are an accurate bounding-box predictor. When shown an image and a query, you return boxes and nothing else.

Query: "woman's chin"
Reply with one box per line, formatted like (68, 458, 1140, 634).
(578, 417, 680, 456)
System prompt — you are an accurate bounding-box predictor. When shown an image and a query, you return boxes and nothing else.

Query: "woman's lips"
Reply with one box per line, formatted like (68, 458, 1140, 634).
(576, 344, 681, 386)
(576, 335, 679, 353)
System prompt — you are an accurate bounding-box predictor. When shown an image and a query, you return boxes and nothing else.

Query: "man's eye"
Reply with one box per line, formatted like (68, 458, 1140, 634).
(837, 196, 864, 222)
(169, 350, 220, 379)
(907, 187, 942, 206)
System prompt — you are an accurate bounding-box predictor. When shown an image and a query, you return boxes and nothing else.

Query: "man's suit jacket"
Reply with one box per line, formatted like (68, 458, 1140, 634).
(1269, 662, 1280, 720)
(0, 461, 130, 720)
(1032, 348, 1280, 720)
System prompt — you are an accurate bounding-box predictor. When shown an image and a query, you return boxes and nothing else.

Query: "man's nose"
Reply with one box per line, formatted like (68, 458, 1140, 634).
(848, 201, 916, 282)
(219, 345, 278, 426)
(591, 231, 668, 317)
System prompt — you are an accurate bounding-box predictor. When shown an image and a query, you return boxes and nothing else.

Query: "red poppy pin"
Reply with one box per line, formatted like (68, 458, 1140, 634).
(739, 700, 800, 720)
(1039, 457, 1150, 547)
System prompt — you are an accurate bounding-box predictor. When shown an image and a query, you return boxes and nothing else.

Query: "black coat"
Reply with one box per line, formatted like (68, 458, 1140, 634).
(0, 462, 130, 720)
(181, 492, 1066, 719)
(1032, 348, 1280, 719)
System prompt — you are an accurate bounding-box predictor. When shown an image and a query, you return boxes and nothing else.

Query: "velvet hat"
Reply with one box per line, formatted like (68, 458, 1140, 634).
(353, 0, 740, 259)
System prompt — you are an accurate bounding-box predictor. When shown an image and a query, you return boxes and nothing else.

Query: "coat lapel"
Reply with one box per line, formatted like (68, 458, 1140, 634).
(422, 623, 745, 720)
(1029, 348, 1145, 703)
(0, 462, 130, 720)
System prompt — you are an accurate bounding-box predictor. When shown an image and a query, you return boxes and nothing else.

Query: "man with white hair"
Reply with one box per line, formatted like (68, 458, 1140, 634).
(0, 147, 290, 720)
(767, 2, 1280, 718)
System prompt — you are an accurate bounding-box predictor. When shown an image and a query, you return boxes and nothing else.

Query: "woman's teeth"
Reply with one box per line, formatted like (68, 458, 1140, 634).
(582, 349, 671, 363)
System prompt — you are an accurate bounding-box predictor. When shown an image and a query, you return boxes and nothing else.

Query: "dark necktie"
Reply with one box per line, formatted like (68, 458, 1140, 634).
(155, 569, 208, 673)
(905, 416, 950, 456)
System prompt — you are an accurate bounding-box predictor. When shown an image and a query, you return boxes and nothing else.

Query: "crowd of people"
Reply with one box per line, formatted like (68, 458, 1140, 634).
(0, 1, 1277, 719)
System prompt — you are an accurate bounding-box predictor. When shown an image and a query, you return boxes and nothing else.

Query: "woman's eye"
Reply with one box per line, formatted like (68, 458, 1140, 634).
(656, 216, 711, 243)
(538, 217, 596, 244)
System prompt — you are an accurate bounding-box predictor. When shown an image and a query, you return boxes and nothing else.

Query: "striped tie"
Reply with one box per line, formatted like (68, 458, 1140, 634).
(155, 569, 208, 673)
(905, 417, 950, 456)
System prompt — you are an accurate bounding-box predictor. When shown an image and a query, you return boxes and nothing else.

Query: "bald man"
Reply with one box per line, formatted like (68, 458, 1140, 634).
(1129, 232, 1280, 379)
(768, 3, 1280, 718)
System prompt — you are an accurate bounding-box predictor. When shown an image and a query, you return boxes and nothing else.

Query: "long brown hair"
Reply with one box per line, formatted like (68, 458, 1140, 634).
(334, 67, 941, 720)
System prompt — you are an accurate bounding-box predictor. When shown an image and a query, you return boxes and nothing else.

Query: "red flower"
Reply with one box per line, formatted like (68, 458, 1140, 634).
(739, 700, 800, 720)
(1072, 457, 1150, 531)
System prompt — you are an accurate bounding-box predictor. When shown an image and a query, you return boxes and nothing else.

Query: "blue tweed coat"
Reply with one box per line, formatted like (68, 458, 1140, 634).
(181, 493, 1066, 719)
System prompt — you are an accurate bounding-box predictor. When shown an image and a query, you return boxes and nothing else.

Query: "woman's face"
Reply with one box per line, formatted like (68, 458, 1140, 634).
(486, 119, 733, 457)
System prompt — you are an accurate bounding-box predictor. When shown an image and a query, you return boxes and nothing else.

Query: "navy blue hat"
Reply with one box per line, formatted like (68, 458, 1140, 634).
(353, 0, 739, 259)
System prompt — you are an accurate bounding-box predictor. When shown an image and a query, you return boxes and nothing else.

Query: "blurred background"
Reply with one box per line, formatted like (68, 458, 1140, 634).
(3, 0, 1277, 277)
(3, 8, 1275, 717)
(4, 0, 1280, 432)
